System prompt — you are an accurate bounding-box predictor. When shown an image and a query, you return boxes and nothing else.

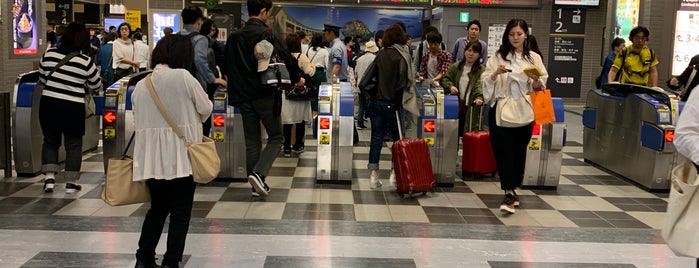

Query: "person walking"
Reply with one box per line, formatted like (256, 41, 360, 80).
(607, 26, 658, 86)
(112, 22, 138, 82)
(598, 37, 626, 88)
(452, 20, 488, 64)
(97, 32, 117, 91)
(481, 18, 548, 214)
(132, 34, 212, 268)
(364, 24, 412, 188)
(282, 33, 315, 157)
(354, 41, 379, 129)
(224, 0, 301, 197)
(441, 41, 485, 135)
(418, 32, 451, 83)
(38, 22, 102, 193)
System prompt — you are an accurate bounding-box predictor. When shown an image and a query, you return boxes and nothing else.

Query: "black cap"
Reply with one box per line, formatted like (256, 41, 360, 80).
(323, 24, 341, 32)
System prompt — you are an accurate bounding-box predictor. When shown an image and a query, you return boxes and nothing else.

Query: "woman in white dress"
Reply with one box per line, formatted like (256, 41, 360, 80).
(282, 33, 315, 157)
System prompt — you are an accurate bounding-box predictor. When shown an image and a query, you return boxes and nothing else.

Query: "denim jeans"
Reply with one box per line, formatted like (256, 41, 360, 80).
(367, 99, 401, 170)
(136, 176, 196, 266)
(39, 96, 84, 182)
(238, 94, 283, 177)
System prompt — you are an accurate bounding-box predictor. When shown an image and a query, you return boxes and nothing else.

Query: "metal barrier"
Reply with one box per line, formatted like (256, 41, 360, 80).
(316, 82, 354, 184)
(522, 98, 566, 190)
(415, 85, 459, 187)
(0, 92, 11, 178)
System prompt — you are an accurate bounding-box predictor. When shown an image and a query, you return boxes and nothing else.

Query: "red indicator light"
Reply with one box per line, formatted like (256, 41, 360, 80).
(532, 124, 541, 135)
(665, 130, 675, 142)
(423, 120, 435, 133)
(104, 111, 116, 124)
(213, 115, 225, 127)
(319, 117, 331, 129)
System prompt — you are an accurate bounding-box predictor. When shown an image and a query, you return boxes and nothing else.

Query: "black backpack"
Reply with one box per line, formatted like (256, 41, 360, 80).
(349, 51, 365, 69)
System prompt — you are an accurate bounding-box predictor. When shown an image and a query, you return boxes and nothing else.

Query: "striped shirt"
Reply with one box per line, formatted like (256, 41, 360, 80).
(39, 48, 102, 103)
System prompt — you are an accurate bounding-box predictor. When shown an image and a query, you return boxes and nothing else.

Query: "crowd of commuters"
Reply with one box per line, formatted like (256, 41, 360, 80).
(43, 0, 699, 266)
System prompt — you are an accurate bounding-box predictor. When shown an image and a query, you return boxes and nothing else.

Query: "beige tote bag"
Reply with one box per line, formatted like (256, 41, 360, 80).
(101, 133, 151, 206)
(661, 157, 699, 258)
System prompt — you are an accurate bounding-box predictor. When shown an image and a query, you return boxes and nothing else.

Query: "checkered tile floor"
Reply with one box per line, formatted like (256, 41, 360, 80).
(0, 129, 669, 230)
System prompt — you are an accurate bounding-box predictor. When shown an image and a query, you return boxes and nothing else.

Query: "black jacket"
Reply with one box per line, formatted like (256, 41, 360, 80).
(224, 18, 300, 105)
(373, 47, 410, 105)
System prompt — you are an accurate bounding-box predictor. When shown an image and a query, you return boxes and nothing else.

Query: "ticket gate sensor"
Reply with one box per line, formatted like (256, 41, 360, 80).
(416, 85, 459, 187)
(522, 97, 566, 189)
(12, 71, 101, 177)
(102, 72, 151, 171)
(316, 82, 354, 184)
(211, 90, 247, 181)
(583, 83, 679, 191)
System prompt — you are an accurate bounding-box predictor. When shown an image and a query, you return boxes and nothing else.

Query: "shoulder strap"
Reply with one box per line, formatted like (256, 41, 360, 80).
(145, 75, 188, 144)
(683, 66, 698, 96)
(48, 51, 80, 78)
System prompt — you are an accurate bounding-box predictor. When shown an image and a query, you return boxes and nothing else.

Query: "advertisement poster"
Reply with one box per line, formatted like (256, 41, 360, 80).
(614, 0, 639, 40)
(152, 12, 180, 48)
(267, 6, 422, 42)
(12, 0, 38, 55)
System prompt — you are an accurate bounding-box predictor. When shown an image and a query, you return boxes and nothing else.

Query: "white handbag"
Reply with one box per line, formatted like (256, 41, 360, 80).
(495, 90, 534, 128)
(661, 157, 699, 258)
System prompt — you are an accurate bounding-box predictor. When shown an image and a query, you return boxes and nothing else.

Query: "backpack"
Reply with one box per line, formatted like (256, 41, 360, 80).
(349, 51, 365, 69)
(179, 31, 202, 77)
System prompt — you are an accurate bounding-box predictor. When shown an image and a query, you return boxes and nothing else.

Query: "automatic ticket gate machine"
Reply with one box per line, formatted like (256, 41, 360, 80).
(522, 98, 566, 189)
(12, 71, 102, 176)
(415, 85, 460, 187)
(316, 82, 354, 184)
(583, 83, 679, 191)
(210, 90, 248, 181)
(101, 72, 151, 171)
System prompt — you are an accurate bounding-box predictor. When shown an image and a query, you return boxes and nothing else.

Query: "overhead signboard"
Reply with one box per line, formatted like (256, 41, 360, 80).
(55, 0, 73, 24)
(672, 0, 699, 75)
(433, 0, 540, 7)
(554, 0, 599, 6)
(125, 10, 142, 30)
(547, 6, 586, 98)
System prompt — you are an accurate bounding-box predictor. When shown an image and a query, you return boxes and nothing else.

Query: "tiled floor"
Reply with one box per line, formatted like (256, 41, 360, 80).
(0, 108, 692, 267)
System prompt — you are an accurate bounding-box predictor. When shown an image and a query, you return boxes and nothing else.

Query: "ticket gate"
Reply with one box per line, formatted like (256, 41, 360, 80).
(522, 98, 566, 189)
(210, 91, 248, 181)
(316, 82, 354, 184)
(583, 84, 680, 191)
(12, 71, 102, 176)
(415, 85, 459, 187)
(101, 72, 151, 171)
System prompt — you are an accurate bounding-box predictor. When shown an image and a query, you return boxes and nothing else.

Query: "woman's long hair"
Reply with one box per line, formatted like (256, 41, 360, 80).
(496, 18, 534, 63)
(458, 41, 483, 77)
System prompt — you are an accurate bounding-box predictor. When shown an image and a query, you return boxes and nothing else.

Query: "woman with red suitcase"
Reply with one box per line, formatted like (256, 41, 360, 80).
(482, 19, 548, 214)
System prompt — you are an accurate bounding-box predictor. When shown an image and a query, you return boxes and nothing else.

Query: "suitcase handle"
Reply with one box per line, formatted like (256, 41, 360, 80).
(395, 110, 404, 140)
(468, 105, 485, 132)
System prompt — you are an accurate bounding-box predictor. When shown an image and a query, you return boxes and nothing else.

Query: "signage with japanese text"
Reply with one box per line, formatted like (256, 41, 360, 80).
(547, 6, 586, 98)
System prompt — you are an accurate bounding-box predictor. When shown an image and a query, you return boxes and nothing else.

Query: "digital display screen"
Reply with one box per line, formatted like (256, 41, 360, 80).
(12, 0, 38, 55)
(152, 13, 180, 48)
(554, 0, 599, 6)
(362, 0, 430, 4)
(105, 18, 125, 34)
(433, 0, 540, 7)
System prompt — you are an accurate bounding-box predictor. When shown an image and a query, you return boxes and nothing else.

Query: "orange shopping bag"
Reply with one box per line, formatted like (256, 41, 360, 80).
(529, 89, 556, 125)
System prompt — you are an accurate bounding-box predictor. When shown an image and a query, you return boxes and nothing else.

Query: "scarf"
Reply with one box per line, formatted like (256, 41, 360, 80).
(392, 44, 420, 117)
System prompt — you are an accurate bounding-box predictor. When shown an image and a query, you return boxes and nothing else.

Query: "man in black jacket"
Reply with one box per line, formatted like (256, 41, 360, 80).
(224, 0, 301, 198)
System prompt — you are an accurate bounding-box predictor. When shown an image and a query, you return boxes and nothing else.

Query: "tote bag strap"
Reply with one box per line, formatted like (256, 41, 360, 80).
(145, 75, 189, 144)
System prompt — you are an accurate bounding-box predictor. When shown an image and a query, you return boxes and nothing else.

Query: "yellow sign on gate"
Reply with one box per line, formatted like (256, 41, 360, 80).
(319, 134, 331, 145)
(212, 132, 224, 142)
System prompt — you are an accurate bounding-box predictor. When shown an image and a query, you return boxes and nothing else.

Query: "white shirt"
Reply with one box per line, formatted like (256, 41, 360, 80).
(459, 66, 473, 100)
(481, 51, 548, 107)
(675, 84, 699, 164)
(112, 38, 134, 69)
(131, 64, 213, 181)
(355, 52, 377, 85)
(133, 40, 150, 69)
(307, 47, 329, 70)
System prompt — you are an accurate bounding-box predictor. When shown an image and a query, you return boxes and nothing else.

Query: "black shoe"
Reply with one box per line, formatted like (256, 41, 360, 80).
(248, 172, 269, 197)
(161, 261, 179, 268)
(500, 194, 516, 214)
(65, 183, 82, 194)
(135, 260, 161, 268)
(283, 149, 291, 157)
(43, 179, 55, 193)
(292, 146, 305, 153)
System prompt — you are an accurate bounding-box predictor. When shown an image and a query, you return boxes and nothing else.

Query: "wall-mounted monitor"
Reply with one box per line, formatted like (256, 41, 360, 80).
(105, 18, 125, 33)
(12, 0, 38, 55)
(554, 0, 599, 6)
(150, 11, 181, 48)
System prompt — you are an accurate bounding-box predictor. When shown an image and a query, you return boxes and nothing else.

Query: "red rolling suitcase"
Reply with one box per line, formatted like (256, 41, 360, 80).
(391, 111, 436, 197)
(462, 106, 497, 178)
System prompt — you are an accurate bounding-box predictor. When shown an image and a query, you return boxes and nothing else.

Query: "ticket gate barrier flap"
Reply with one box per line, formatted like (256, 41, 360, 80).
(12, 71, 100, 176)
(211, 92, 247, 181)
(417, 86, 459, 187)
(522, 123, 566, 189)
(316, 83, 353, 184)
(552, 97, 565, 123)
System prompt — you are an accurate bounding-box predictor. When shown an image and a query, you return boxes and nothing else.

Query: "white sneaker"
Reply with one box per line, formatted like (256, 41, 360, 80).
(389, 173, 396, 187)
(370, 174, 382, 189)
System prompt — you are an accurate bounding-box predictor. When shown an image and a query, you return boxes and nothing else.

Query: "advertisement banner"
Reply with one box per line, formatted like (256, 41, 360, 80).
(12, 0, 38, 55)
(615, 0, 639, 39)
(125, 10, 142, 29)
(152, 12, 180, 48)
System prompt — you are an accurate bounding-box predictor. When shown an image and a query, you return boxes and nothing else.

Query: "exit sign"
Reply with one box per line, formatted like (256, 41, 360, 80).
(460, 12, 470, 23)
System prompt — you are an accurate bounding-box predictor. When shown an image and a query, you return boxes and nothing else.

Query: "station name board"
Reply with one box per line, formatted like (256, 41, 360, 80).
(433, 0, 540, 7)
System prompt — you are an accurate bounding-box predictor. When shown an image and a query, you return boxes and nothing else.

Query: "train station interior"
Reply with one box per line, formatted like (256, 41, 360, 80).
(0, 0, 697, 267)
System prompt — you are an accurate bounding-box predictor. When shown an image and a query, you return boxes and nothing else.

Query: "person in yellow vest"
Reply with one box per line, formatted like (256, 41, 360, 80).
(607, 26, 658, 87)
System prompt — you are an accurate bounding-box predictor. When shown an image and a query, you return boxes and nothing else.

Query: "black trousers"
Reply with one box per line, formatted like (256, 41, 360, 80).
(488, 103, 533, 190)
(283, 122, 306, 150)
(136, 176, 196, 266)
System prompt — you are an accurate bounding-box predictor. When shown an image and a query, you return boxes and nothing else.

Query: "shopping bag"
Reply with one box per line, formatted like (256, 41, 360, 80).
(188, 136, 221, 184)
(101, 134, 151, 206)
(661, 157, 699, 258)
(529, 89, 556, 125)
